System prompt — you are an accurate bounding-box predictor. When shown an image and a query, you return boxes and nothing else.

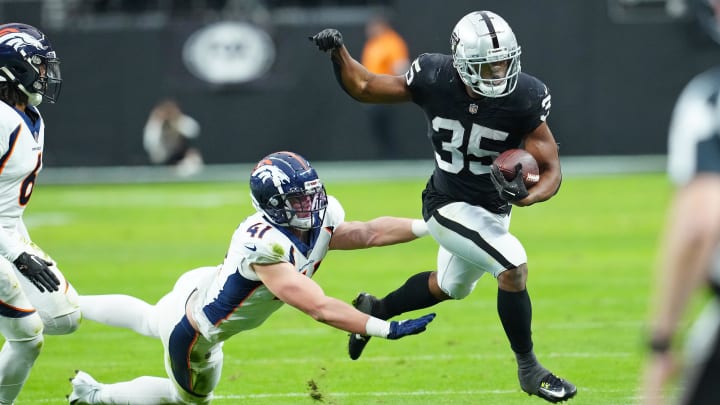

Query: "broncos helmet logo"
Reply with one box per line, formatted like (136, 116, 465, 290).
(252, 164, 291, 190)
(0, 30, 47, 55)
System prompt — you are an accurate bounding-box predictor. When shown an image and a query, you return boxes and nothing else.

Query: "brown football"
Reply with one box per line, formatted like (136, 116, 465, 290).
(492, 149, 540, 187)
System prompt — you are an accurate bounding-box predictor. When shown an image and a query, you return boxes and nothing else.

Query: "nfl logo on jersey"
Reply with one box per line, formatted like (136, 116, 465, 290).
(468, 104, 478, 114)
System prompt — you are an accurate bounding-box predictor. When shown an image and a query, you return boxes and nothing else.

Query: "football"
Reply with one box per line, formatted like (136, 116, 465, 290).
(492, 149, 540, 187)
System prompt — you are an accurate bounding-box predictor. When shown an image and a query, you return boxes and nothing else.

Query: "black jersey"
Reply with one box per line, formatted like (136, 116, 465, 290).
(405, 53, 551, 217)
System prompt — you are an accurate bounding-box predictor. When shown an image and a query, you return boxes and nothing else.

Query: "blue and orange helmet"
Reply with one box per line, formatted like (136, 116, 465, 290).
(249, 151, 328, 230)
(0, 23, 61, 105)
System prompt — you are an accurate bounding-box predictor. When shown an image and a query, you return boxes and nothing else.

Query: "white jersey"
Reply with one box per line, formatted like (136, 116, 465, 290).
(0, 102, 44, 261)
(190, 196, 345, 343)
(0, 102, 79, 332)
(667, 67, 720, 185)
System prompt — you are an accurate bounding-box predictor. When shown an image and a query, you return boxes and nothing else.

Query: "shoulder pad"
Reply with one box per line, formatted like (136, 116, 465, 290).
(231, 215, 292, 266)
(241, 231, 290, 265)
(0, 104, 24, 153)
(323, 196, 345, 227)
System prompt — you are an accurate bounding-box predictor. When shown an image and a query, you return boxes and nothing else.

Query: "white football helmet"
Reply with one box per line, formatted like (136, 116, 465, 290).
(451, 11, 521, 98)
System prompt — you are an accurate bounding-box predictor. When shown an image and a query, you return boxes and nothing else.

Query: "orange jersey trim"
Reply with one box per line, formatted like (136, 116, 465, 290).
(0, 299, 36, 318)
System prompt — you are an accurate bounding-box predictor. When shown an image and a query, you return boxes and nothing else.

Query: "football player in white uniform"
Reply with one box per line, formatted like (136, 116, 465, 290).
(68, 151, 436, 404)
(640, 67, 720, 405)
(0, 23, 81, 404)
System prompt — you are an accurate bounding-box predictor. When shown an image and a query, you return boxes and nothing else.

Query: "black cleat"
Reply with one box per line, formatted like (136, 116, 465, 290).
(348, 292, 379, 360)
(523, 372, 577, 403)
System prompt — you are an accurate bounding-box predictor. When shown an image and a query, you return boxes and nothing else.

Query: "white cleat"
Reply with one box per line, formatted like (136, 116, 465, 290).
(67, 370, 101, 404)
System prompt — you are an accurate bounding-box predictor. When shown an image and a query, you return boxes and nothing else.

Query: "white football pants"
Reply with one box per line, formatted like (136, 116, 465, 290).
(0, 257, 44, 404)
(426, 201, 527, 299)
(78, 267, 222, 404)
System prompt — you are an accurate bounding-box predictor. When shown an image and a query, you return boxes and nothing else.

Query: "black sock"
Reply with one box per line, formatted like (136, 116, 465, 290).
(375, 271, 440, 320)
(497, 288, 534, 354)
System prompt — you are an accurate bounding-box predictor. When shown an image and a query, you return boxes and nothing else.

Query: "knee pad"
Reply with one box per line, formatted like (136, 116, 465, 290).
(436, 265, 476, 299)
(439, 280, 477, 300)
(0, 311, 44, 341)
(41, 309, 81, 335)
(5, 334, 44, 361)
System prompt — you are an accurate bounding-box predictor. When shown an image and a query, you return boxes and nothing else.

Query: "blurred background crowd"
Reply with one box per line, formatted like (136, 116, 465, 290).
(1, 0, 718, 169)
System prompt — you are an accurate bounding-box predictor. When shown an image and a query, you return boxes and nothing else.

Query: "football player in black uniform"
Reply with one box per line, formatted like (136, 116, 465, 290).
(310, 10, 576, 403)
(640, 66, 720, 405)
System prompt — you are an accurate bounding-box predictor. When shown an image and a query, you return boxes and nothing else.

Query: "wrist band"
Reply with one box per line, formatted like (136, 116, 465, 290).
(365, 316, 391, 338)
(411, 219, 429, 238)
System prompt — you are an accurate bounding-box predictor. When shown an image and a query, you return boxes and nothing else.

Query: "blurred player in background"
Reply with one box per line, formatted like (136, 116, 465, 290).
(311, 10, 576, 402)
(68, 151, 436, 404)
(143, 99, 204, 177)
(0, 23, 80, 404)
(640, 66, 720, 404)
(361, 13, 409, 158)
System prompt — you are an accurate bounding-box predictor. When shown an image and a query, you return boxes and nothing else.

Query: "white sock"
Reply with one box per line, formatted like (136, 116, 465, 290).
(79, 295, 158, 337)
(0, 335, 43, 404)
(94, 377, 186, 404)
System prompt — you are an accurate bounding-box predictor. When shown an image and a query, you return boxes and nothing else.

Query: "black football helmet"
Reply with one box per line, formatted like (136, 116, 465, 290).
(0, 23, 61, 106)
(250, 151, 328, 230)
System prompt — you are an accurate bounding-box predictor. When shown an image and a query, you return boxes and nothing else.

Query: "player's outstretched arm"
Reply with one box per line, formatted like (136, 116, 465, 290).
(255, 262, 435, 338)
(328, 217, 428, 250)
(309, 28, 411, 103)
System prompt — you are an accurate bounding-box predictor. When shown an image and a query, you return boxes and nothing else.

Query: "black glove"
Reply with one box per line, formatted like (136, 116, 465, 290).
(13, 252, 60, 293)
(308, 29, 344, 52)
(490, 163, 529, 202)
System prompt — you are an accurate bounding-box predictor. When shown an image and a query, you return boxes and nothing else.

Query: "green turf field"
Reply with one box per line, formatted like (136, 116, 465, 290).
(7, 173, 685, 404)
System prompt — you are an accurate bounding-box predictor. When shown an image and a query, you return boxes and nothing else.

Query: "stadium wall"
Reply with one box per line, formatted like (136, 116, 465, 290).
(38, 0, 719, 167)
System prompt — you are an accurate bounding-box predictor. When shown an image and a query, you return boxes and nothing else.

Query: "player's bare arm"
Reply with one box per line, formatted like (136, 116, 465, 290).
(254, 261, 371, 334)
(310, 29, 411, 103)
(520, 122, 562, 206)
(331, 47, 411, 103)
(640, 178, 720, 404)
(254, 260, 435, 340)
(649, 176, 720, 346)
(328, 217, 427, 250)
